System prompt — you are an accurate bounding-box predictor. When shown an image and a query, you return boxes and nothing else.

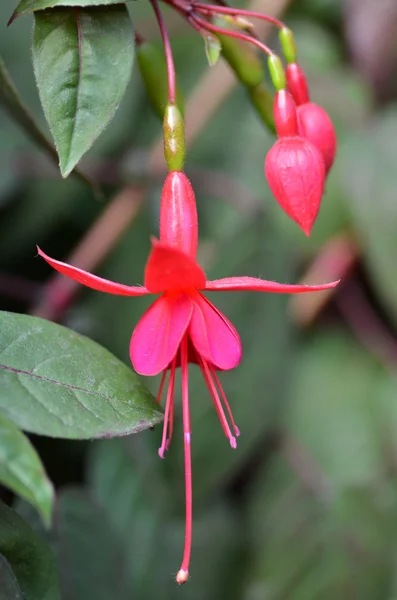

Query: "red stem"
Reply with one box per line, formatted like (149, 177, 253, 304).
(189, 13, 275, 57)
(150, 0, 177, 103)
(176, 335, 192, 585)
(192, 3, 285, 30)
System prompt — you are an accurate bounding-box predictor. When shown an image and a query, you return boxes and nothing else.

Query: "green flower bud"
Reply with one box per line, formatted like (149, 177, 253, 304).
(137, 42, 184, 120)
(268, 55, 286, 91)
(214, 16, 264, 89)
(248, 83, 275, 133)
(163, 104, 185, 171)
(279, 27, 297, 64)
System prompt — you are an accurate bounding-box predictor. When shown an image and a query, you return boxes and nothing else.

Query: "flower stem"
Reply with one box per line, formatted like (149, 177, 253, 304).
(192, 3, 286, 30)
(149, 0, 177, 104)
(189, 14, 275, 57)
(176, 335, 192, 585)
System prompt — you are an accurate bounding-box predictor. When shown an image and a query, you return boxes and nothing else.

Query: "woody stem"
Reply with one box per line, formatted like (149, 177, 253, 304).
(149, 0, 177, 103)
(177, 335, 192, 584)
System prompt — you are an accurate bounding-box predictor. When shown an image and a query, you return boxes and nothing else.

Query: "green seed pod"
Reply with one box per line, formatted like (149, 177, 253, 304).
(214, 17, 265, 89)
(137, 41, 184, 119)
(248, 83, 275, 133)
(279, 27, 297, 64)
(268, 55, 286, 91)
(163, 103, 185, 171)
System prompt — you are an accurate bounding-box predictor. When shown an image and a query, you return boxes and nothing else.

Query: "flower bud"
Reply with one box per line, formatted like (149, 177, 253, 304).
(248, 83, 275, 133)
(268, 55, 286, 91)
(286, 63, 309, 106)
(273, 89, 298, 138)
(137, 41, 184, 120)
(286, 63, 337, 172)
(279, 27, 297, 64)
(297, 102, 337, 173)
(265, 137, 325, 236)
(160, 171, 198, 258)
(163, 104, 185, 172)
(214, 17, 265, 89)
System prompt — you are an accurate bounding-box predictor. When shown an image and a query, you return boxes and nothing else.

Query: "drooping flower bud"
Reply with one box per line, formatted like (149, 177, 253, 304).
(286, 63, 337, 173)
(160, 171, 198, 258)
(137, 41, 184, 120)
(248, 83, 275, 133)
(214, 16, 265, 89)
(265, 90, 325, 236)
(163, 104, 185, 171)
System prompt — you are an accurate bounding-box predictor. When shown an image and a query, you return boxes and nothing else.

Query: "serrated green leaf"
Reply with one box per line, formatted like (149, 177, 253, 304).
(0, 413, 54, 526)
(32, 5, 134, 177)
(0, 502, 60, 600)
(10, 0, 128, 23)
(0, 311, 163, 439)
(203, 33, 221, 67)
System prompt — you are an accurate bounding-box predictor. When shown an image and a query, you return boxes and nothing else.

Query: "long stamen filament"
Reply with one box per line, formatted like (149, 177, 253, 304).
(199, 356, 237, 449)
(156, 370, 167, 404)
(209, 364, 240, 437)
(158, 357, 177, 459)
(149, 0, 177, 103)
(176, 335, 192, 585)
(166, 382, 175, 450)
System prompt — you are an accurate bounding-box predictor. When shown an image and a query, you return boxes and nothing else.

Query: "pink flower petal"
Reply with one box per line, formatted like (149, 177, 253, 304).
(37, 247, 150, 296)
(144, 240, 206, 293)
(130, 293, 193, 376)
(189, 292, 241, 371)
(205, 276, 339, 293)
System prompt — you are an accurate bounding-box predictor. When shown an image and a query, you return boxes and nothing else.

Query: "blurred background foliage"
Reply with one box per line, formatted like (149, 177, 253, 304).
(2, 0, 397, 597)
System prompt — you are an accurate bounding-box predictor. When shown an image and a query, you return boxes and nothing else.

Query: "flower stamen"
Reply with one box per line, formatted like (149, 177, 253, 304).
(158, 356, 177, 459)
(210, 364, 240, 437)
(199, 355, 237, 449)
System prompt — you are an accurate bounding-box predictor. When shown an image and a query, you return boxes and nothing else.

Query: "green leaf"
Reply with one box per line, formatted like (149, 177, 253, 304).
(203, 33, 221, 67)
(339, 108, 397, 323)
(0, 56, 102, 198)
(11, 0, 128, 22)
(52, 489, 125, 600)
(0, 413, 54, 526)
(286, 332, 384, 487)
(0, 555, 24, 600)
(0, 311, 163, 439)
(0, 502, 60, 600)
(32, 5, 134, 177)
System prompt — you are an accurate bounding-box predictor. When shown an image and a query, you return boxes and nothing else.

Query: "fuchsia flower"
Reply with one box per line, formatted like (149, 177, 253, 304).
(286, 63, 337, 173)
(38, 171, 338, 583)
(265, 89, 326, 236)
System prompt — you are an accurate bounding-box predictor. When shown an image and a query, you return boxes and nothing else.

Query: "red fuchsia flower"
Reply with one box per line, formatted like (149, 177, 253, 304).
(265, 89, 326, 236)
(286, 63, 337, 174)
(38, 171, 338, 584)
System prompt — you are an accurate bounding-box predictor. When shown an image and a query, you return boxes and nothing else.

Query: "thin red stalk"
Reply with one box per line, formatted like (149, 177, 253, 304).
(177, 335, 192, 585)
(158, 357, 176, 458)
(149, 0, 177, 103)
(192, 3, 285, 29)
(189, 13, 275, 56)
(166, 381, 175, 450)
(198, 355, 237, 448)
(209, 364, 240, 437)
